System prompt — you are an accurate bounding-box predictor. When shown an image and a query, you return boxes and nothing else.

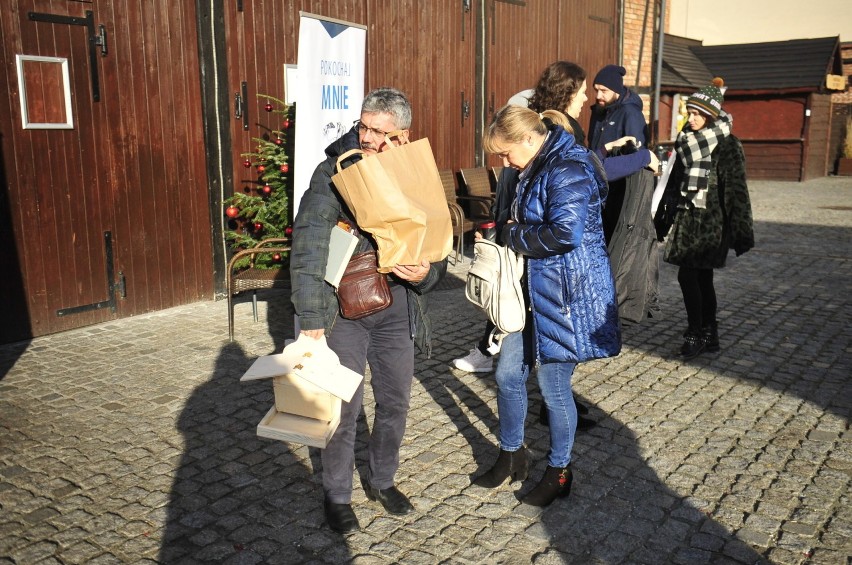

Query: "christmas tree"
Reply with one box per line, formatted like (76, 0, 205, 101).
(224, 94, 293, 270)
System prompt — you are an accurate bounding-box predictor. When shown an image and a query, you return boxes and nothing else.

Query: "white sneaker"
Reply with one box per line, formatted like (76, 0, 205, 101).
(452, 348, 493, 373)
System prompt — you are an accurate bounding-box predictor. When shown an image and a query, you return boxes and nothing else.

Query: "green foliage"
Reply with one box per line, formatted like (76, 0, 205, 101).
(224, 94, 292, 270)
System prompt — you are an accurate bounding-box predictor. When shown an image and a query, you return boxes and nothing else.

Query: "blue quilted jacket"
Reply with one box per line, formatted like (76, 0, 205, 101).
(502, 124, 622, 363)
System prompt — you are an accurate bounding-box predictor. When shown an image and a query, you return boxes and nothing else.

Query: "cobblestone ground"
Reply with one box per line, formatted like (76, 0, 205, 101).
(1, 178, 850, 564)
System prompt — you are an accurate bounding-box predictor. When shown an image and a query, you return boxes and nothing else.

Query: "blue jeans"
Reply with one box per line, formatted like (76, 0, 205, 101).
(494, 330, 577, 467)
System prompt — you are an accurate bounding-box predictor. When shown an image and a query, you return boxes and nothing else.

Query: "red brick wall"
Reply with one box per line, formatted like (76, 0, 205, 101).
(621, 0, 671, 121)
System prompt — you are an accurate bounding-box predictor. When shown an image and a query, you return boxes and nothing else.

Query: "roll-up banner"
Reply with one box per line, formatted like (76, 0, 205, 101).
(293, 13, 367, 215)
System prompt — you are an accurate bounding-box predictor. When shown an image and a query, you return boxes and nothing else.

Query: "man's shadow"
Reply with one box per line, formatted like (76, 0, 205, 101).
(159, 298, 354, 563)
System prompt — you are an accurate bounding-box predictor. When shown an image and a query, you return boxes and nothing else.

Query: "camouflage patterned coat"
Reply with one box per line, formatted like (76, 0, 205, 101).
(663, 134, 754, 269)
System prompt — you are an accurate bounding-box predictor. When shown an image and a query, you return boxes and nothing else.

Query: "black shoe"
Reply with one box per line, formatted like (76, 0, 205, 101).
(702, 321, 720, 353)
(680, 330, 705, 359)
(539, 404, 596, 431)
(363, 484, 414, 515)
(539, 403, 549, 426)
(324, 498, 360, 534)
(521, 465, 573, 507)
(472, 447, 528, 488)
(577, 415, 597, 430)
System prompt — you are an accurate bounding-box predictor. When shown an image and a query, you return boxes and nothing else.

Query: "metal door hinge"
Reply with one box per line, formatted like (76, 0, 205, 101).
(461, 92, 470, 127)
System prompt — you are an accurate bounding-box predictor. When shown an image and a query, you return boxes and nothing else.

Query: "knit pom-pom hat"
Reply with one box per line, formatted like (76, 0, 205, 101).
(686, 77, 725, 119)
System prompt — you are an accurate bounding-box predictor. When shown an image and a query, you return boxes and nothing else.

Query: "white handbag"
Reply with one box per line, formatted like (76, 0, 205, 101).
(465, 239, 526, 335)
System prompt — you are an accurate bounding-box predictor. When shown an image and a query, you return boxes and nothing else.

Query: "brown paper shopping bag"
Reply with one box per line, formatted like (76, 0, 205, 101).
(331, 137, 453, 273)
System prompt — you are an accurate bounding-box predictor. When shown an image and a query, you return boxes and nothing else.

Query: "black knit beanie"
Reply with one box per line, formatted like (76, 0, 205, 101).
(593, 65, 626, 94)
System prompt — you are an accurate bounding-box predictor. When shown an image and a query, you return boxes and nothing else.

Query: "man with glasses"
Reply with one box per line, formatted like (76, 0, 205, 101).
(290, 87, 447, 534)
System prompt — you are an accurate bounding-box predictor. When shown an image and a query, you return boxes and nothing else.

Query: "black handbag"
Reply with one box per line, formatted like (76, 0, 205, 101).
(336, 252, 393, 320)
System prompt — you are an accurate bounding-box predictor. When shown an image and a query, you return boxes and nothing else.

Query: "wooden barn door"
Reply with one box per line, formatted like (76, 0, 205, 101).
(483, 0, 618, 164)
(220, 1, 478, 192)
(1, 1, 117, 341)
(0, 0, 212, 343)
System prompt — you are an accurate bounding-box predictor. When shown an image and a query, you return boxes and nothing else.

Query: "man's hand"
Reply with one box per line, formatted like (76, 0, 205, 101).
(301, 329, 325, 339)
(646, 149, 660, 174)
(392, 259, 430, 283)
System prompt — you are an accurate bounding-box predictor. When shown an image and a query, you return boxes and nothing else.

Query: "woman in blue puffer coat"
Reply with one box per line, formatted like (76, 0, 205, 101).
(472, 105, 621, 506)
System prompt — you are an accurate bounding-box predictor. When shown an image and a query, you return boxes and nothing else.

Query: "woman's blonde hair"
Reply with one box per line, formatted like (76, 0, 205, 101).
(483, 106, 572, 154)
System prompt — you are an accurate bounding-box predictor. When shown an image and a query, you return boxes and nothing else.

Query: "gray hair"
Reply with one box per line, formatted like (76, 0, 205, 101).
(361, 87, 412, 129)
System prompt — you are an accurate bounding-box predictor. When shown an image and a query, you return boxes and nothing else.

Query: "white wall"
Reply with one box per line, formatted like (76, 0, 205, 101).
(669, 0, 852, 44)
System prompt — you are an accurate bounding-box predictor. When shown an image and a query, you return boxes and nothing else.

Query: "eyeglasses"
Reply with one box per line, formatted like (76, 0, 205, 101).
(354, 120, 395, 139)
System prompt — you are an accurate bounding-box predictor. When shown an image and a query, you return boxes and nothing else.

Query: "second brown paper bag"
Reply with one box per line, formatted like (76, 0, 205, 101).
(331, 138, 452, 273)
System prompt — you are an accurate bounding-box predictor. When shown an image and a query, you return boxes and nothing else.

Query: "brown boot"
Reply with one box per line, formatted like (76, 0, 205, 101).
(472, 447, 528, 488)
(521, 465, 573, 507)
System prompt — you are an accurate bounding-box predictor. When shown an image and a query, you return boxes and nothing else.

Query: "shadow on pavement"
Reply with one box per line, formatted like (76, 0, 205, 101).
(159, 305, 355, 563)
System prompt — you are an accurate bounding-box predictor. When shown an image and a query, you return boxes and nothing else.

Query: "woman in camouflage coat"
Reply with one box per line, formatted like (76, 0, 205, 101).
(659, 78, 754, 358)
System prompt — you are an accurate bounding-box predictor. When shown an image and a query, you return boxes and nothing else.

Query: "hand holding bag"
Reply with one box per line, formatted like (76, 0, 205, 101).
(336, 251, 393, 320)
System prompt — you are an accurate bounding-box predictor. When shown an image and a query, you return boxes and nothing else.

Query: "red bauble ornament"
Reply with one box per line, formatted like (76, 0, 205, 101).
(225, 206, 240, 218)
(264, 103, 273, 112)
(282, 120, 290, 129)
(261, 185, 272, 195)
(274, 138, 283, 146)
(254, 222, 263, 232)
(272, 253, 282, 262)
(280, 163, 290, 173)
(285, 226, 293, 236)
(257, 165, 265, 173)
(242, 159, 252, 168)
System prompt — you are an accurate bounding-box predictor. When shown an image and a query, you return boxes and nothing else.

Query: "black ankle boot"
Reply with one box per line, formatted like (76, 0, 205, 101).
(472, 447, 528, 488)
(521, 465, 573, 507)
(680, 329, 705, 359)
(539, 403, 596, 431)
(702, 321, 719, 352)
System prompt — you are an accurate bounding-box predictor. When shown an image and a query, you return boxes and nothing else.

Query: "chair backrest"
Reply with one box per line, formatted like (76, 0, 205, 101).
(491, 166, 503, 185)
(460, 167, 494, 199)
(439, 169, 458, 202)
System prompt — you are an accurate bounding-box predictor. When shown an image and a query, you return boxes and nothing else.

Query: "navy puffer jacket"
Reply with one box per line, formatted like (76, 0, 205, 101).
(503, 125, 622, 363)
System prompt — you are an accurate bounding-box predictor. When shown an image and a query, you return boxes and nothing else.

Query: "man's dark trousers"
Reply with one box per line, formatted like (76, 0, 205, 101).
(322, 283, 414, 503)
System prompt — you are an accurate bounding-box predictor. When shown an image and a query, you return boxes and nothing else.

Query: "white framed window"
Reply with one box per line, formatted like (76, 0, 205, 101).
(16, 54, 74, 130)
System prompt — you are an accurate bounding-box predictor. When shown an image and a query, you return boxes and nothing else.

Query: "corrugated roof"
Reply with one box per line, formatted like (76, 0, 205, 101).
(693, 36, 841, 91)
(662, 42, 714, 89)
(662, 36, 842, 92)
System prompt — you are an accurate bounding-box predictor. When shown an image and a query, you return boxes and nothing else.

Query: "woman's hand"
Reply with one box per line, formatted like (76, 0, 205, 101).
(392, 259, 430, 283)
(301, 329, 324, 339)
(604, 136, 637, 153)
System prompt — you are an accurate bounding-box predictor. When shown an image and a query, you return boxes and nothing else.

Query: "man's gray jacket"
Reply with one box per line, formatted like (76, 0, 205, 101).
(289, 127, 447, 356)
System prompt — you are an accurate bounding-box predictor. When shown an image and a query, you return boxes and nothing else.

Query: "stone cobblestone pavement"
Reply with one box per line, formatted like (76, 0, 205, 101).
(1, 177, 850, 564)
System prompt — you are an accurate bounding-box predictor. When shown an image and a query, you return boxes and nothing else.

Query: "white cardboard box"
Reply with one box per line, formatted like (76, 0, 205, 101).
(240, 336, 362, 448)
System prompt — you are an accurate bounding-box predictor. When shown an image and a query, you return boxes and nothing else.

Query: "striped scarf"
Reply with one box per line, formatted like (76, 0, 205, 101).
(675, 110, 732, 209)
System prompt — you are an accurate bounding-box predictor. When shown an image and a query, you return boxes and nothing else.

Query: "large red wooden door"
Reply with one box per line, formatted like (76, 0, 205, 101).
(0, 0, 213, 343)
(483, 0, 619, 164)
(1, 1, 116, 340)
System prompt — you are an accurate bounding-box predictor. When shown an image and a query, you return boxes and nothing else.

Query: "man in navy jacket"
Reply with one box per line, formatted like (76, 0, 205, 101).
(588, 64, 649, 152)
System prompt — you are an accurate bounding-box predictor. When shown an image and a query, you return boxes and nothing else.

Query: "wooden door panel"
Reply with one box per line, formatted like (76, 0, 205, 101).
(485, 0, 619, 166)
(16, 1, 112, 333)
(1, 0, 213, 342)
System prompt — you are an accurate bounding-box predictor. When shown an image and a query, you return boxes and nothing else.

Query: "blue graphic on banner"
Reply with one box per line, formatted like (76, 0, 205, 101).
(320, 21, 348, 38)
